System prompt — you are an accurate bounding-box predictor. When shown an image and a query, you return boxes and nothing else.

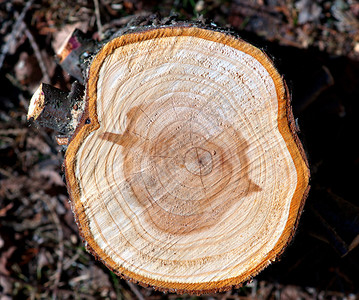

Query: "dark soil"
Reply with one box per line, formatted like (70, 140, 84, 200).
(1, 0, 359, 299)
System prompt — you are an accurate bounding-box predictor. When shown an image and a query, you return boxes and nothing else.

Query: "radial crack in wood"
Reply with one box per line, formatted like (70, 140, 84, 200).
(62, 26, 310, 294)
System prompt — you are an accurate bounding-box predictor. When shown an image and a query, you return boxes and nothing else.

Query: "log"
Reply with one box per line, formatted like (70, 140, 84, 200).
(30, 25, 310, 294)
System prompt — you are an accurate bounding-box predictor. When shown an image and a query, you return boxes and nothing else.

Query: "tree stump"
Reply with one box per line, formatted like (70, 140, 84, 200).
(29, 25, 310, 294)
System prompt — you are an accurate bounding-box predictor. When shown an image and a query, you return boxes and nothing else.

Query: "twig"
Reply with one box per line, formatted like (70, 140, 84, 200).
(0, 168, 14, 179)
(23, 22, 51, 83)
(127, 281, 145, 300)
(42, 196, 64, 300)
(56, 289, 98, 300)
(93, 0, 103, 38)
(0, 129, 27, 135)
(0, 0, 34, 70)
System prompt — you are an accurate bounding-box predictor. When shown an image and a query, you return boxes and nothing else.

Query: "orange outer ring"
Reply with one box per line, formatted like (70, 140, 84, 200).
(65, 26, 310, 294)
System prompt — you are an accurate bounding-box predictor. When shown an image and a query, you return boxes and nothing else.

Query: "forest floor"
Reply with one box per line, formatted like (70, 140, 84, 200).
(1, 0, 359, 299)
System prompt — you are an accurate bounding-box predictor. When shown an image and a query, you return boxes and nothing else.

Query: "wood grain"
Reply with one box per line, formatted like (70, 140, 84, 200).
(65, 26, 310, 293)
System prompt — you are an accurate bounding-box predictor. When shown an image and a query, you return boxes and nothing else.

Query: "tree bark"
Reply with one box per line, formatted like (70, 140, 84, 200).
(28, 81, 85, 137)
(29, 24, 310, 294)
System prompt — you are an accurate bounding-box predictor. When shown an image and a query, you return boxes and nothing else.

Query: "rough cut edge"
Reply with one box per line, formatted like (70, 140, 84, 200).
(64, 24, 310, 294)
(28, 83, 45, 120)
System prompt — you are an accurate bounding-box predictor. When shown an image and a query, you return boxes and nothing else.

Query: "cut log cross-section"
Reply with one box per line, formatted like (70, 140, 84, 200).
(33, 26, 310, 294)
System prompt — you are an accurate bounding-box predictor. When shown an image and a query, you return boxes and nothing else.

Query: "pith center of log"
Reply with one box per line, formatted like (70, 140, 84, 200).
(184, 147, 213, 176)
